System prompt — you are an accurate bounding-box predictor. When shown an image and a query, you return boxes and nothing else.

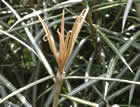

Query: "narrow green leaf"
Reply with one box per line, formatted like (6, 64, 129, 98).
(95, 27, 133, 73)
(61, 94, 99, 107)
(129, 70, 140, 105)
(0, 29, 38, 57)
(65, 76, 140, 85)
(0, 75, 54, 104)
(122, 0, 133, 32)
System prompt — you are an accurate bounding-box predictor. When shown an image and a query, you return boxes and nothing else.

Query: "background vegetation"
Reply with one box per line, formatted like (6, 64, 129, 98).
(0, 0, 140, 107)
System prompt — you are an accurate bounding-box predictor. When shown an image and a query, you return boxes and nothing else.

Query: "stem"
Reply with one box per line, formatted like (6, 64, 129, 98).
(87, 8, 96, 49)
(52, 71, 65, 107)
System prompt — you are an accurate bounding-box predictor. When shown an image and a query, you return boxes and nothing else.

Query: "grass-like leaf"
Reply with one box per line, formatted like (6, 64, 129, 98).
(0, 29, 38, 57)
(61, 94, 99, 107)
(94, 25, 134, 73)
(0, 75, 54, 104)
(122, 0, 133, 32)
(129, 70, 140, 105)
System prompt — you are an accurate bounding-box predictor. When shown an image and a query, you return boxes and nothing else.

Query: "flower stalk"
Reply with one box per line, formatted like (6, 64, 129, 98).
(37, 7, 89, 107)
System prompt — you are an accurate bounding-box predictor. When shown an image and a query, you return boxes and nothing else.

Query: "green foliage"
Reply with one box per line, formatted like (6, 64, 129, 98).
(136, 0, 140, 2)
(0, 0, 139, 107)
(8, 19, 14, 25)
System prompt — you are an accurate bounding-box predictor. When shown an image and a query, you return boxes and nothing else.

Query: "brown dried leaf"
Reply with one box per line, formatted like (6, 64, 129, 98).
(57, 29, 65, 65)
(64, 8, 89, 65)
(61, 10, 65, 38)
(36, 12, 59, 63)
(65, 31, 71, 53)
